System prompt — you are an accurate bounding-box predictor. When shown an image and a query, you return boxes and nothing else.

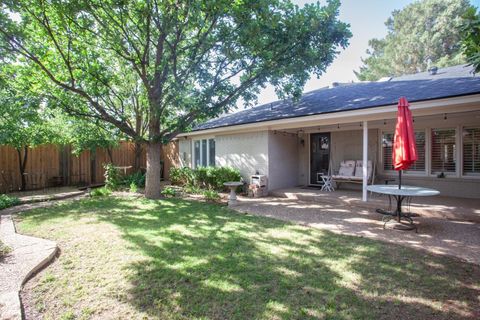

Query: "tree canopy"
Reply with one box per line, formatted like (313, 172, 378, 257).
(0, 65, 59, 190)
(0, 0, 351, 198)
(461, 6, 480, 72)
(355, 0, 472, 81)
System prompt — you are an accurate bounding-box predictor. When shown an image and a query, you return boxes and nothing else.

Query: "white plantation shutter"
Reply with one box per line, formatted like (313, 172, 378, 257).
(382, 131, 425, 172)
(431, 128, 456, 174)
(463, 127, 480, 176)
(406, 131, 425, 172)
(382, 133, 394, 170)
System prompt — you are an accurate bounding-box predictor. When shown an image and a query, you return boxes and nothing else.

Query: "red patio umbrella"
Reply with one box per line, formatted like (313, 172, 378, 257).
(392, 97, 417, 189)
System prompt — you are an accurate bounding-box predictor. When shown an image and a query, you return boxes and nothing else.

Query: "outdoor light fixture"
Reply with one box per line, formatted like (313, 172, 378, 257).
(444, 113, 447, 120)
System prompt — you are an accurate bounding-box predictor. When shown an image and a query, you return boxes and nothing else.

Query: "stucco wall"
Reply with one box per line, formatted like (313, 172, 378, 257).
(178, 139, 191, 167)
(268, 131, 299, 190)
(215, 131, 269, 182)
(330, 129, 378, 173)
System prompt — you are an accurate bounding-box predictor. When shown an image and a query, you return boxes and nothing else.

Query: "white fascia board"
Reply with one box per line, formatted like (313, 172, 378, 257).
(178, 94, 480, 137)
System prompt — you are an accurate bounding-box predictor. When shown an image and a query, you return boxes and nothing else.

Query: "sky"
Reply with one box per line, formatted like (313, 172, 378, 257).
(252, 0, 480, 106)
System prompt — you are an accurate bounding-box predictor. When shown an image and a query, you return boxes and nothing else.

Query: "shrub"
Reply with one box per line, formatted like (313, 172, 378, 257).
(183, 185, 202, 194)
(104, 163, 122, 190)
(208, 167, 242, 191)
(170, 167, 195, 186)
(203, 189, 220, 202)
(129, 182, 138, 193)
(161, 186, 177, 197)
(90, 187, 112, 197)
(123, 171, 145, 188)
(0, 240, 11, 259)
(0, 194, 20, 210)
(170, 166, 242, 191)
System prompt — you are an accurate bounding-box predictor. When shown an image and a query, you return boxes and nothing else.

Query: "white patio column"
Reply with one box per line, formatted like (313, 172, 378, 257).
(362, 121, 368, 202)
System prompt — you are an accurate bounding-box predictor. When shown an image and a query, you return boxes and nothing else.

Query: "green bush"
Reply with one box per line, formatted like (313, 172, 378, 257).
(203, 189, 220, 202)
(104, 163, 122, 190)
(161, 186, 177, 197)
(90, 187, 112, 197)
(169, 166, 241, 191)
(0, 240, 11, 259)
(208, 167, 242, 191)
(129, 182, 138, 193)
(123, 171, 146, 188)
(170, 167, 195, 186)
(183, 185, 202, 194)
(0, 194, 20, 210)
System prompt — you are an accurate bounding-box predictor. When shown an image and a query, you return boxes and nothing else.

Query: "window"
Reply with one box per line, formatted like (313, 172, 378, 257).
(407, 131, 426, 172)
(431, 128, 456, 174)
(463, 127, 480, 176)
(194, 140, 201, 168)
(382, 131, 425, 172)
(208, 139, 216, 166)
(193, 138, 215, 168)
(382, 133, 394, 170)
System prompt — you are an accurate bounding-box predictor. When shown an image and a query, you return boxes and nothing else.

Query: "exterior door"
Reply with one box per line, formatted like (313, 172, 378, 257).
(310, 133, 331, 185)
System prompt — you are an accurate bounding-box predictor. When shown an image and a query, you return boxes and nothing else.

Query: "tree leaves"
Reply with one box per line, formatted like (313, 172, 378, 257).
(355, 0, 471, 81)
(460, 7, 480, 73)
(0, 0, 351, 141)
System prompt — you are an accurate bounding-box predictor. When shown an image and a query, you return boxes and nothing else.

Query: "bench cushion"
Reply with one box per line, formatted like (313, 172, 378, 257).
(354, 160, 373, 178)
(338, 160, 355, 177)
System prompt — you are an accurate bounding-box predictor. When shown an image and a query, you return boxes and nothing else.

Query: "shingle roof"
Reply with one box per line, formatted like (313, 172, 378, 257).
(193, 64, 480, 131)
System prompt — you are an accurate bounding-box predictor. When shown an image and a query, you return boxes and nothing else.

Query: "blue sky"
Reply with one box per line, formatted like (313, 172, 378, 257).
(253, 0, 480, 106)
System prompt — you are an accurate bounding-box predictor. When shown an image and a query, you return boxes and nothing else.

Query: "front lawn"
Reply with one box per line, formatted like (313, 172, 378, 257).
(17, 197, 479, 320)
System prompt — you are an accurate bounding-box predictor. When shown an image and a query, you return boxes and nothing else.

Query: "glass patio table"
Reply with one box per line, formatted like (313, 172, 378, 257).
(366, 185, 440, 232)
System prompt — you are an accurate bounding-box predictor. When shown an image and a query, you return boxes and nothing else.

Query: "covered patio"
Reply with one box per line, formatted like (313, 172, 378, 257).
(233, 188, 480, 264)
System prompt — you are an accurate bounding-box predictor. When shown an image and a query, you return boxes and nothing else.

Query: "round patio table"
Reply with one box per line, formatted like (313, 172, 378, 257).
(366, 185, 440, 232)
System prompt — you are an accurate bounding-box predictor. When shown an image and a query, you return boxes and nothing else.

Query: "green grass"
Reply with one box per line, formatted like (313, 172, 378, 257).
(16, 197, 480, 320)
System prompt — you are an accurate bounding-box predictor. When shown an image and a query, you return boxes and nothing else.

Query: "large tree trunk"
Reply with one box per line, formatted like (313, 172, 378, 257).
(145, 141, 162, 199)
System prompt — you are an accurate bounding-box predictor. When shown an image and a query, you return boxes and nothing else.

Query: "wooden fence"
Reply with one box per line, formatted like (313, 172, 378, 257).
(0, 141, 178, 193)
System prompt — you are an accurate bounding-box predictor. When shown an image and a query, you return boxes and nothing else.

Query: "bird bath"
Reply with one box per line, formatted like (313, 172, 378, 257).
(223, 181, 243, 206)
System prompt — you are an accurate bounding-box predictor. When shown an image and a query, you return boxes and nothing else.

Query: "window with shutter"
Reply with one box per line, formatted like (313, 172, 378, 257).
(431, 128, 456, 174)
(463, 127, 480, 176)
(382, 131, 425, 172)
(406, 131, 425, 172)
(382, 133, 394, 170)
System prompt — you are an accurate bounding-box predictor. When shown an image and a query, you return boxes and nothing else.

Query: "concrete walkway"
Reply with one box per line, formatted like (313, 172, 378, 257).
(0, 215, 57, 320)
(233, 195, 480, 265)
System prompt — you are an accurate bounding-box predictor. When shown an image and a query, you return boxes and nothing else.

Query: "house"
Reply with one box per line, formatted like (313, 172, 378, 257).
(177, 65, 480, 200)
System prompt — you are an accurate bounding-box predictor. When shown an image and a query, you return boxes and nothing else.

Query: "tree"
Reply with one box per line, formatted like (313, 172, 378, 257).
(0, 0, 351, 198)
(355, 0, 472, 81)
(0, 66, 59, 190)
(461, 7, 480, 72)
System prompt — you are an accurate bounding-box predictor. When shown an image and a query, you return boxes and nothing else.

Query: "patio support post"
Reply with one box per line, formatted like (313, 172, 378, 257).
(362, 121, 368, 202)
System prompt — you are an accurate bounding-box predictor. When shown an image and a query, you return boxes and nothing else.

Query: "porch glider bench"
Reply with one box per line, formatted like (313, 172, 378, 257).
(332, 160, 375, 188)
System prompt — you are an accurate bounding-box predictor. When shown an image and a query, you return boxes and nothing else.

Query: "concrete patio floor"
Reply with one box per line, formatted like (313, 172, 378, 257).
(233, 188, 480, 265)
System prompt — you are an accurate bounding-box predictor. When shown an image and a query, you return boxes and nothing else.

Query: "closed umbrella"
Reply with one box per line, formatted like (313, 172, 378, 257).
(392, 97, 417, 189)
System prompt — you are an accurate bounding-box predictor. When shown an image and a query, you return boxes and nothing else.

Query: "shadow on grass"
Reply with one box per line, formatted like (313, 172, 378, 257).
(19, 197, 480, 319)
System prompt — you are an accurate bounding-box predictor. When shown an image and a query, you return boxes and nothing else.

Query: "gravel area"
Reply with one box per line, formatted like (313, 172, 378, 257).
(233, 196, 480, 265)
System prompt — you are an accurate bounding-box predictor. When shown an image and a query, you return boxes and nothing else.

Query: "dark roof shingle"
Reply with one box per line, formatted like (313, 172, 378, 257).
(193, 65, 480, 131)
